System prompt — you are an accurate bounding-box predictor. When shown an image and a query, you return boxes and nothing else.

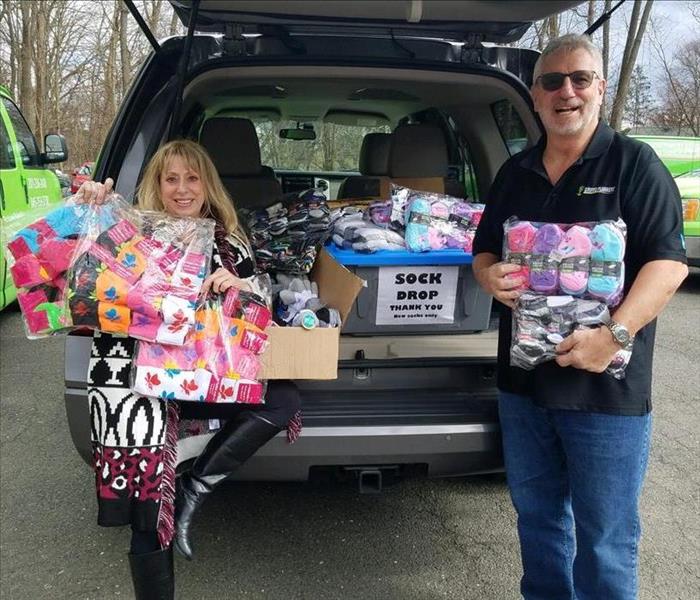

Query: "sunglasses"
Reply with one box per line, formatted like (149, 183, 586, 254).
(536, 70, 599, 92)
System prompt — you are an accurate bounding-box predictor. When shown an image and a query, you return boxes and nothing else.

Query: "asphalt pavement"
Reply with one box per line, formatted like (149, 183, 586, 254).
(1, 269, 698, 600)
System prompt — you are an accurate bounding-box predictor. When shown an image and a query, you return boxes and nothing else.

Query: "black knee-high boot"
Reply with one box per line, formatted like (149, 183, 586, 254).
(174, 413, 281, 560)
(128, 546, 174, 600)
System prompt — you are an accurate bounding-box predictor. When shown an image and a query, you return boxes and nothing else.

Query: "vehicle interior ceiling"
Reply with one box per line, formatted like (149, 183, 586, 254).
(182, 65, 541, 200)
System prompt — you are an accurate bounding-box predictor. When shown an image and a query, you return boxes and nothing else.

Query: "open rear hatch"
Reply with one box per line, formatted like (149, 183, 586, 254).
(168, 0, 584, 43)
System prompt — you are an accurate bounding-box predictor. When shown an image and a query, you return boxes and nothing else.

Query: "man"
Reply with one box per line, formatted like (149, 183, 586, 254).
(472, 34, 688, 600)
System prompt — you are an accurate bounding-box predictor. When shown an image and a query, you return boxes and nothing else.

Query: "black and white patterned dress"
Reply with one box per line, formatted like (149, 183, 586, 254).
(87, 226, 300, 547)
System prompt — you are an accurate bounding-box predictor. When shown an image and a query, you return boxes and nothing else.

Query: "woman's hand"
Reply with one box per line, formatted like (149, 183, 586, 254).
(73, 177, 114, 205)
(201, 267, 251, 296)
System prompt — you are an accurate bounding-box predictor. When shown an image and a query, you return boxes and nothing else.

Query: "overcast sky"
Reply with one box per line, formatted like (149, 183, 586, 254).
(578, 0, 699, 102)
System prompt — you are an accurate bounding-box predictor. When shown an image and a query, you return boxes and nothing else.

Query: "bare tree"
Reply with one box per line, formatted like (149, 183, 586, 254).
(601, 0, 612, 118)
(19, 1, 33, 122)
(608, 0, 655, 129)
(119, 0, 131, 96)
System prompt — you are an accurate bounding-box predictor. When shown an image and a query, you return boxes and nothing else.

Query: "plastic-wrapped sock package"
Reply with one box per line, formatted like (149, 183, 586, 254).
(65, 196, 214, 342)
(511, 293, 632, 379)
(2, 202, 98, 338)
(404, 189, 483, 253)
(131, 283, 273, 403)
(504, 221, 537, 290)
(555, 225, 593, 296)
(240, 188, 334, 274)
(502, 217, 626, 306)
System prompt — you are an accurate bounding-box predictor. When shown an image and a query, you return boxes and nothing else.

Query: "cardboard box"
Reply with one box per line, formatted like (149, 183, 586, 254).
(259, 249, 365, 380)
(391, 177, 445, 194)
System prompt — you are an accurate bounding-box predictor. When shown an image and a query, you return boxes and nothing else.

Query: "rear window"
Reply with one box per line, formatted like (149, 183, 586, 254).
(255, 120, 390, 172)
(492, 100, 528, 157)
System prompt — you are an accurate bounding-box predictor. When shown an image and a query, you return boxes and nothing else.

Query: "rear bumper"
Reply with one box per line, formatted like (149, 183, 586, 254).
(178, 423, 503, 480)
(65, 390, 502, 480)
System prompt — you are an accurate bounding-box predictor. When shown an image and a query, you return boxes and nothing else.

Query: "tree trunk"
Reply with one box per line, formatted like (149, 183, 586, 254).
(33, 1, 49, 142)
(19, 0, 33, 125)
(119, 0, 131, 98)
(587, 0, 596, 27)
(601, 0, 612, 120)
(170, 9, 180, 36)
(609, 0, 655, 130)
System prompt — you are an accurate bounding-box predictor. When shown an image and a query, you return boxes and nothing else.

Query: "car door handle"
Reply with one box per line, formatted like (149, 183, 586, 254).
(0, 178, 5, 212)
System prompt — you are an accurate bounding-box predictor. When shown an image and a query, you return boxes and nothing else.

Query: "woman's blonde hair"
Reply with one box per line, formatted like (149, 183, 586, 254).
(136, 139, 240, 233)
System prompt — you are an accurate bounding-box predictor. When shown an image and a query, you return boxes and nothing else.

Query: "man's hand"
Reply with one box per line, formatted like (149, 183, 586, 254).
(554, 327, 619, 372)
(474, 258, 526, 309)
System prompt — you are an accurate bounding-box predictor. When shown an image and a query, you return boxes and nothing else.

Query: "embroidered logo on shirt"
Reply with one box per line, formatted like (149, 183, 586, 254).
(577, 185, 616, 196)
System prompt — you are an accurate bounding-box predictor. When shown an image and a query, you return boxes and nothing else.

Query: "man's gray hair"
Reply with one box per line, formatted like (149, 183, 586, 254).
(533, 33, 604, 82)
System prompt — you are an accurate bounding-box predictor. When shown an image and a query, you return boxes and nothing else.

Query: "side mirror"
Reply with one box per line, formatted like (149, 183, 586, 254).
(279, 125, 316, 141)
(43, 133, 68, 163)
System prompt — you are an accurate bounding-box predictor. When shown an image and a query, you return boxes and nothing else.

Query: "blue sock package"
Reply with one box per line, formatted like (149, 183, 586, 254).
(405, 196, 431, 252)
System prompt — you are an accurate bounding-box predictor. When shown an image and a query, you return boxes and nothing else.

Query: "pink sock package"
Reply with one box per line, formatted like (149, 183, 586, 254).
(131, 283, 273, 404)
(503, 216, 627, 307)
(2, 202, 93, 337)
(65, 195, 215, 342)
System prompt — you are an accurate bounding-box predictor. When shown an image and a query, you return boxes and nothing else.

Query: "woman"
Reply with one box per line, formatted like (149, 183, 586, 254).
(77, 140, 301, 600)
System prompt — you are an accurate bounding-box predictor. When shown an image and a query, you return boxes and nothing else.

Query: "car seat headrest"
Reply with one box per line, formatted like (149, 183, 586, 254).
(389, 123, 449, 178)
(200, 117, 263, 177)
(359, 133, 392, 176)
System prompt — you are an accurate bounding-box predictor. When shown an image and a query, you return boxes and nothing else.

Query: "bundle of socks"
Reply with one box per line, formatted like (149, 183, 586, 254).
(444, 201, 472, 250)
(6, 203, 98, 336)
(272, 273, 341, 328)
(332, 210, 365, 249)
(404, 195, 432, 251)
(502, 218, 626, 307)
(348, 224, 405, 253)
(428, 200, 450, 250)
(366, 201, 392, 228)
(511, 294, 577, 369)
(504, 221, 537, 290)
(588, 222, 626, 305)
(389, 184, 411, 232)
(131, 286, 272, 404)
(529, 223, 564, 293)
(286, 188, 332, 245)
(556, 225, 593, 296)
(404, 190, 483, 253)
(66, 206, 213, 341)
(511, 293, 632, 378)
(241, 188, 334, 274)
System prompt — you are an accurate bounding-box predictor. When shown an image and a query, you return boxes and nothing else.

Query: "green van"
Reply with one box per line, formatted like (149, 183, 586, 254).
(630, 135, 700, 267)
(0, 85, 69, 309)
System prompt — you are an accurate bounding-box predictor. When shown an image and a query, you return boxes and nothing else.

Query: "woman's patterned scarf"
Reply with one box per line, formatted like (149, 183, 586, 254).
(213, 222, 302, 443)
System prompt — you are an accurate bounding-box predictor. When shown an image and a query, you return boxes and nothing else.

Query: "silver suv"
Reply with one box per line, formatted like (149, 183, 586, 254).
(64, 0, 582, 491)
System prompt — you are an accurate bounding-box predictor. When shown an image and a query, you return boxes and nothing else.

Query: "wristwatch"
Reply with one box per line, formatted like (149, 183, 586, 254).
(606, 320, 633, 348)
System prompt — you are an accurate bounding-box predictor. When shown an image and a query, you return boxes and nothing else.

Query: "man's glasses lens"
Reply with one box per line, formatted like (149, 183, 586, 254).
(539, 70, 597, 91)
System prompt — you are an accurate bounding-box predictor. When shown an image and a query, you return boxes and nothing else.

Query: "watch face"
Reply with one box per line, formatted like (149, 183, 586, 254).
(612, 324, 630, 345)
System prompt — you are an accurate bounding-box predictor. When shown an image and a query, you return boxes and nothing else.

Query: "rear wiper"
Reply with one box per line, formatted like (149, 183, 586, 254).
(584, 0, 626, 36)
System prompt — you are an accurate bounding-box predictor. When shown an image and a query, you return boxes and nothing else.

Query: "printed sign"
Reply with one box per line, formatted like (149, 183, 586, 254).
(376, 266, 458, 325)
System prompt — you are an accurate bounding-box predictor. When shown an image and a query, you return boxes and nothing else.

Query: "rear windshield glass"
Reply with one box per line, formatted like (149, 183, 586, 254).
(492, 100, 528, 156)
(255, 120, 390, 172)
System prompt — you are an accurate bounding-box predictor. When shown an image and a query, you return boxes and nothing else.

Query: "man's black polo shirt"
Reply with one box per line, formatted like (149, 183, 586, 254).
(473, 122, 687, 416)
